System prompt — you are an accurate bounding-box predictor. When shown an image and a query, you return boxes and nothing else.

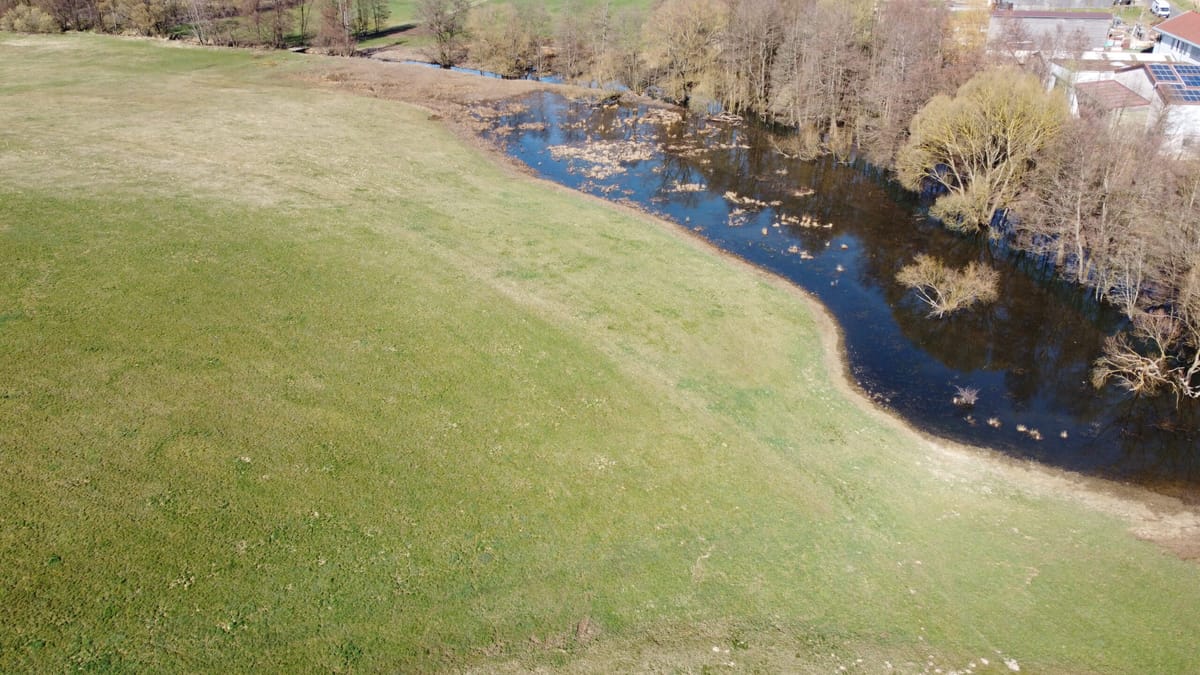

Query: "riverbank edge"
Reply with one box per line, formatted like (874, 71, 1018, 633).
(292, 55, 1200, 561)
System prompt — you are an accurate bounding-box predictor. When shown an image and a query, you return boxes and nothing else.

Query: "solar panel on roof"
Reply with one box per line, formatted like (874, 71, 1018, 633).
(1152, 66, 1180, 81)
(1184, 76, 1200, 87)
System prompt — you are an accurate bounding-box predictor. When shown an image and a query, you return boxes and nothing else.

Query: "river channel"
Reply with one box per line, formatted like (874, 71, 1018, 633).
(481, 91, 1200, 500)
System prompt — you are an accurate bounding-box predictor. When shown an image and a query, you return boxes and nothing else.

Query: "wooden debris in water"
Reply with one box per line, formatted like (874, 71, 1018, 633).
(668, 182, 706, 193)
(548, 139, 659, 180)
(664, 142, 707, 158)
(777, 213, 834, 229)
(708, 111, 744, 125)
(595, 92, 622, 108)
(643, 107, 684, 125)
(952, 386, 979, 407)
(987, 417, 1001, 428)
(723, 191, 782, 210)
(1012, 423, 1043, 441)
(792, 187, 815, 198)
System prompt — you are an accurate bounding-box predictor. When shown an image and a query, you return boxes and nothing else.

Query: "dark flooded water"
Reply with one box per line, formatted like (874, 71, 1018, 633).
(482, 91, 1200, 500)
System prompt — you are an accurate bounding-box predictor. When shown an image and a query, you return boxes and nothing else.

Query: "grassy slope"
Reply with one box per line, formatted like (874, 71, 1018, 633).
(0, 34, 1198, 672)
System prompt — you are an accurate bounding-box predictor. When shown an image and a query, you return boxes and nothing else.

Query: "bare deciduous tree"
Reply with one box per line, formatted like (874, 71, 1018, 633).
(554, 0, 590, 79)
(316, 0, 354, 54)
(641, 0, 727, 108)
(467, 1, 549, 78)
(417, 0, 469, 67)
(717, 0, 782, 116)
(896, 67, 1066, 232)
(858, 0, 952, 164)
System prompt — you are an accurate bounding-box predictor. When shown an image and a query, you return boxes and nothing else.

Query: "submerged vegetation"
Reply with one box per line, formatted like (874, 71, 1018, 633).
(896, 254, 1000, 319)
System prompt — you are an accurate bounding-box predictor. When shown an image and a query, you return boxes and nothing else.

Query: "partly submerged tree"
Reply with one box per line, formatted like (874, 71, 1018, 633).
(896, 67, 1066, 233)
(418, 0, 470, 67)
(896, 254, 1000, 318)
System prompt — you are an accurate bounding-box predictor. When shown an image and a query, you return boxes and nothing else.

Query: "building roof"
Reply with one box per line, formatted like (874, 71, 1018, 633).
(1155, 11, 1200, 46)
(1146, 62, 1200, 104)
(990, 10, 1112, 20)
(1059, 60, 1131, 72)
(1075, 80, 1151, 109)
(1050, 52, 1171, 72)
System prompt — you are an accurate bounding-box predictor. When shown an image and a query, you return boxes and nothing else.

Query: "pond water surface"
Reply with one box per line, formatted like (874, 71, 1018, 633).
(482, 92, 1200, 500)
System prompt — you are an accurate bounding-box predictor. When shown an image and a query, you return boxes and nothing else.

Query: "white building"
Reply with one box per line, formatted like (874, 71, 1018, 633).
(989, 10, 1114, 54)
(1048, 54, 1200, 156)
(1153, 11, 1200, 64)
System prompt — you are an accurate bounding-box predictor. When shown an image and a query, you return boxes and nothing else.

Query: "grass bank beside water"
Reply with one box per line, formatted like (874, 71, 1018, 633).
(1, 33, 1199, 672)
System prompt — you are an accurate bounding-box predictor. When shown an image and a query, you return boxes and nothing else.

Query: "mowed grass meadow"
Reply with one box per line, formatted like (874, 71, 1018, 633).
(1, 33, 1199, 672)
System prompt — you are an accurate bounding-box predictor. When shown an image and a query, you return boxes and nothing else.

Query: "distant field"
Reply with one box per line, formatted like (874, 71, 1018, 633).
(2, 32, 1200, 672)
(358, 0, 653, 50)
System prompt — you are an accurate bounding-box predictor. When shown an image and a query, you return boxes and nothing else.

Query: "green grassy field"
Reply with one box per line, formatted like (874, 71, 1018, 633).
(2, 33, 1199, 672)
(355, 0, 422, 50)
(356, 0, 652, 51)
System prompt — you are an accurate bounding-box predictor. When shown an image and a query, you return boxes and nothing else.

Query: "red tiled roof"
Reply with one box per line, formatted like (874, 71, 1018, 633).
(1075, 80, 1151, 110)
(1156, 10, 1200, 46)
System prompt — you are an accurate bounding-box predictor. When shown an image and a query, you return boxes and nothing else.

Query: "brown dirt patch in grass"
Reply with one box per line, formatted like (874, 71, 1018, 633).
(294, 57, 591, 117)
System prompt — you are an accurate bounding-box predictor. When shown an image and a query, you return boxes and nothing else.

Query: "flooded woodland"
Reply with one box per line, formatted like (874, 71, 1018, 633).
(483, 92, 1200, 500)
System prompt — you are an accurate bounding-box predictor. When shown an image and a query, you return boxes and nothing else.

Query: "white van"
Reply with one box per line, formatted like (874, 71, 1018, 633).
(1152, 0, 1171, 18)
